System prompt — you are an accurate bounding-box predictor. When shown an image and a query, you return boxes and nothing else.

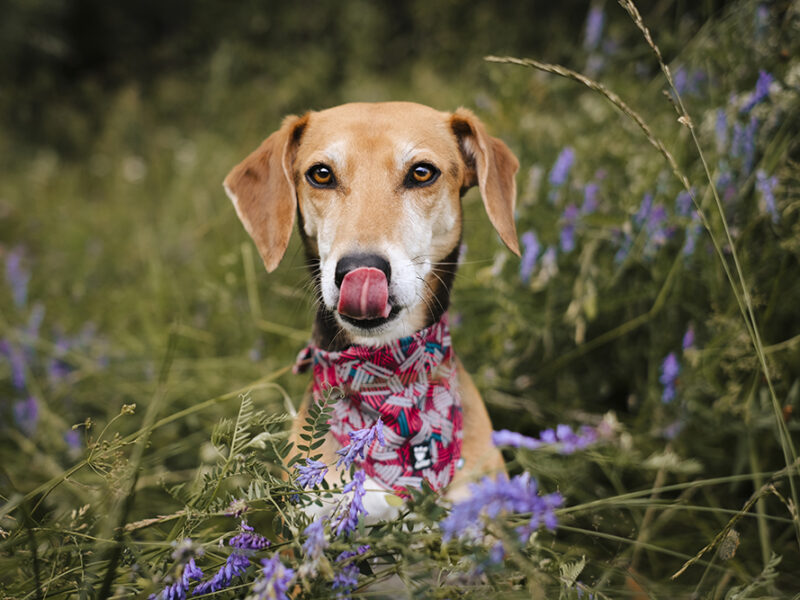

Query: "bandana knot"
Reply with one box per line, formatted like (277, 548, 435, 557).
(296, 315, 463, 495)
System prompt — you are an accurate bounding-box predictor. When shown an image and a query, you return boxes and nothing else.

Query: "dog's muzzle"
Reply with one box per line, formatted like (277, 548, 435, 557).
(335, 254, 395, 324)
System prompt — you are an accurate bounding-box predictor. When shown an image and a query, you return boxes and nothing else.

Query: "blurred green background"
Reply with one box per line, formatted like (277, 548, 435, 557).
(2, 0, 800, 596)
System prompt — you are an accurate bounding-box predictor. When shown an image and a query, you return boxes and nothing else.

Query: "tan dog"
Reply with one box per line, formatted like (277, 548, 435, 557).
(224, 102, 518, 519)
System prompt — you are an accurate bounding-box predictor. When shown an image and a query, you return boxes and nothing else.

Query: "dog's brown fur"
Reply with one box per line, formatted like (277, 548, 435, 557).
(224, 102, 518, 500)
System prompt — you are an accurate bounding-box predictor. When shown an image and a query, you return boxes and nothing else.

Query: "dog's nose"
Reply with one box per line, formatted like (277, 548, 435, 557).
(335, 253, 391, 288)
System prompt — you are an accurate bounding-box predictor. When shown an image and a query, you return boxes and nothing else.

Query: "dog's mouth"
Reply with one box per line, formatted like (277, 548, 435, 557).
(335, 267, 401, 330)
(338, 304, 402, 330)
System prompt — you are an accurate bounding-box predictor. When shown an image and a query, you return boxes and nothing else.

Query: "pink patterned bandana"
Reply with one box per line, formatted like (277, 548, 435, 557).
(295, 316, 463, 495)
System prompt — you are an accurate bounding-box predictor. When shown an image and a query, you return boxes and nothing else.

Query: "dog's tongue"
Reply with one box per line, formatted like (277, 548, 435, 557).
(337, 267, 391, 320)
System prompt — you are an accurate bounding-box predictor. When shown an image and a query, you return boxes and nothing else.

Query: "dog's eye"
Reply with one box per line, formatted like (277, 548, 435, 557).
(405, 163, 440, 187)
(306, 164, 336, 188)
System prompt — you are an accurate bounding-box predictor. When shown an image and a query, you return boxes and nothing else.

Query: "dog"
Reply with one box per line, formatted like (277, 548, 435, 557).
(224, 102, 519, 521)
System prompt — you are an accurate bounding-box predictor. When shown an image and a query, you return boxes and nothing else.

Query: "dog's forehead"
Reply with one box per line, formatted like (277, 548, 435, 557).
(298, 102, 457, 161)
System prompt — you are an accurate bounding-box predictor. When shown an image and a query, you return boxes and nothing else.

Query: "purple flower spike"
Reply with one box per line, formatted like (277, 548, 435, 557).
(14, 397, 39, 436)
(741, 70, 774, 114)
(250, 554, 295, 600)
(660, 352, 680, 404)
(582, 183, 600, 215)
(756, 169, 779, 223)
(560, 204, 579, 253)
(192, 553, 250, 595)
(682, 326, 695, 351)
(493, 425, 598, 455)
(150, 557, 204, 600)
(335, 470, 368, 537)
(2, 341, 27, 390)
(335, 417, 385, 470)
(519, 231, 541, 284)
(492, 430, 541, 450)
(5, 247, 30, 309)
(229, 521, 270, 552)
(549, 147, 575, 188)
(683, 213, 702, 257)
(295, 458, 329, 489)
(440, 473, 563, 544)
(332, 546, 369, 600)
(675, 189, 694, 217)
(715, 109, 728, 152)
(633, 193, 653, 227)
(731, 116, 758, 174)
(302, 517, 329, 562)
(583, 5, 605, 51)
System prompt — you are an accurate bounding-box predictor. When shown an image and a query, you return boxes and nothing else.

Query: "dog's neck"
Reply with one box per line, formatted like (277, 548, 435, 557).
(303, 240, 462, 352)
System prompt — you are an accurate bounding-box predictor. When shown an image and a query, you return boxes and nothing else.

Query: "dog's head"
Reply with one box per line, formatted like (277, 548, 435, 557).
(224, 102, 519, 345)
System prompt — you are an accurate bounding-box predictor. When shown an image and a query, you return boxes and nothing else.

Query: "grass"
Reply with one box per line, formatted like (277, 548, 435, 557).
(1, 0, 800, 598)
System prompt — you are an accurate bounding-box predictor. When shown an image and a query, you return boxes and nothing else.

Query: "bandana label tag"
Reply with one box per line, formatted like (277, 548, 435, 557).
(412, 439, 433, 471)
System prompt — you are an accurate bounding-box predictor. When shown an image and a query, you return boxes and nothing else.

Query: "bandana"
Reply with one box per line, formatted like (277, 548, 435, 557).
(295, 315, 463, 495)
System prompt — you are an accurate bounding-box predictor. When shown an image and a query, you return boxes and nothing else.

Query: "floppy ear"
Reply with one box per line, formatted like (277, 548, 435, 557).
(223, 114, 309, 272)
(450, 108, 520, 256)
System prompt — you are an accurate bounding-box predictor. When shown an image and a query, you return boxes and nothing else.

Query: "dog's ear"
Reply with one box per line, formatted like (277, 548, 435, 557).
(450, 108, 520, 256)
(223, 114, 309, 272)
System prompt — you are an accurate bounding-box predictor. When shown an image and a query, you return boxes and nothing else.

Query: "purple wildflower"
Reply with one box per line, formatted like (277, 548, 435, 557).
(519, 231, 541, 284)
(492, 430, 542, 450)
(302, 517, 329, 564)
(250, 554, 295, 600)
(489, 541, 505, 564)
(27, 302, 45, 339)
(560, 204, 579, 253)
(5, 247, 30, 309)
(675, 189, 694, 217)
(555, 424, 598, 454)
(715, 109, 728, 152)
(440, 473, 563, 544)
(731, 116, 758, 174)
(673, 67, 688, 96)
(332, 546, 369, 600)
(295, 458, 329, 489)
(756, 169, 779, 223)
(495, 425, 597, 455)
(755, 4, 769, 39)
(582, 183, 600, 215)
(230, 521, 270, 552)
(548, 147, 575, 188)
(659, 352, 680, 403)
(335, 417, 386, 469)
(644, 204, 673, 254)
(335, 470, 368, 536)
(49, 336, 72, 383)
(1, 340, 27, 390)
(192, 553, 250, 595)
(64, 429, 82, 450)
(683, 215, 702, 257)
(673, 67, 706, 97)
(633, 193, 653, 227)
(682, 326, 695, 351)
(14, 396, 38, 435)
(741, 70, 774, 114)
(614, 231, 633, 264)
(151, 558, 204, 600)
(583, 5, 605, 51)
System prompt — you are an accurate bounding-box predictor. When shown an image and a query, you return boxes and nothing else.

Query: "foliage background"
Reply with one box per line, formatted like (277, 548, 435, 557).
(1, 0, 799, 598)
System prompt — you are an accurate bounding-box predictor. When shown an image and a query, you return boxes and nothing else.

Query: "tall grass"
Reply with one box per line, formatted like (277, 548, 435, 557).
(1, 0, 799, 598)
